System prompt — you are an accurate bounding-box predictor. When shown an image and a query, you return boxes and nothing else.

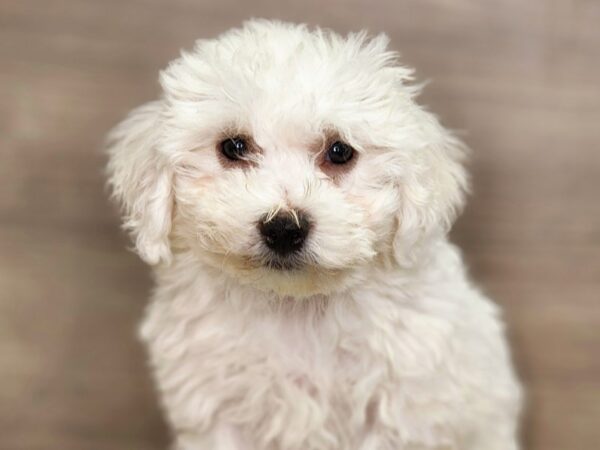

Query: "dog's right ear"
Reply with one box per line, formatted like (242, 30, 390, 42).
(106, 101, 173, 265)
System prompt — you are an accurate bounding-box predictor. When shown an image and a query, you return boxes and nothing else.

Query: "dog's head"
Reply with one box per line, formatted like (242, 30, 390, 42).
(107, 20, 467, 297)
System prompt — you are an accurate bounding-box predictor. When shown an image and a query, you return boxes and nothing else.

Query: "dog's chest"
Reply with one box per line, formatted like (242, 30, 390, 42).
(145, 295, 466, 449)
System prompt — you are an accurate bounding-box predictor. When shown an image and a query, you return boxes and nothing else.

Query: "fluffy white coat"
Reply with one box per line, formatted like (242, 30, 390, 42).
(106, 20, 522, 450)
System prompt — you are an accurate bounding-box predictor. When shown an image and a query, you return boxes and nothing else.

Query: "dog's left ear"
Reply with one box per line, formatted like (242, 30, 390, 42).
(392, 116, 469, 266)
(106, 101, 173, 265)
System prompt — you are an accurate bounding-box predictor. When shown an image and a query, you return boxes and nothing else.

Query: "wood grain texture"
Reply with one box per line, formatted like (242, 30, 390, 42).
(1, 0, 598, 448)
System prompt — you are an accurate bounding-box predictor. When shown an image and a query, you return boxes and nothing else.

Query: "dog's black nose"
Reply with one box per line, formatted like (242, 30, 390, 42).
(258, 211, 310, 256)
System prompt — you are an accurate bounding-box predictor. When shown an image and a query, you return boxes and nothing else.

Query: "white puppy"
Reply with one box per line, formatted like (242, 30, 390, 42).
(107, 20, 522, 450)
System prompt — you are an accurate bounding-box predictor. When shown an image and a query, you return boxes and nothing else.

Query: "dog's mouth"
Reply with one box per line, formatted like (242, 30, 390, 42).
(220, 249, 350, 297)
(263, 258, 303, 271)
(238, 247, 311, 272)
(211, 248, 309, 274)
(260, 253, 307, 272)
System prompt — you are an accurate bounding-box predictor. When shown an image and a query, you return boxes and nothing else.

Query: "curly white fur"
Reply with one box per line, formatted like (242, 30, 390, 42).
(106, 20, 521, 450)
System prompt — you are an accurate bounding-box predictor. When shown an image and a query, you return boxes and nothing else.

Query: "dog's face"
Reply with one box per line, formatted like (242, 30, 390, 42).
(107, 21, 467, 297)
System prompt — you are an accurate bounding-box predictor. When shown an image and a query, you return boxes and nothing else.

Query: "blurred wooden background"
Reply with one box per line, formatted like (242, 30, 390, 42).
(1, 0, 599, 449)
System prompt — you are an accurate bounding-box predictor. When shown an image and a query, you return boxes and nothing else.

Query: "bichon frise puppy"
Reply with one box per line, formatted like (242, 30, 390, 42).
(107, 20, 522, 450)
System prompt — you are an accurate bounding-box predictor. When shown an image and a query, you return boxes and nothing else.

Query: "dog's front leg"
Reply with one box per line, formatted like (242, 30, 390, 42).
(173, 424, 250, 450)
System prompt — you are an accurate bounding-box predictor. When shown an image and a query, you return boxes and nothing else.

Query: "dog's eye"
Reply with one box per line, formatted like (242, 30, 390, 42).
(220, 137, 248, 161)
(326, 141, 354, 165)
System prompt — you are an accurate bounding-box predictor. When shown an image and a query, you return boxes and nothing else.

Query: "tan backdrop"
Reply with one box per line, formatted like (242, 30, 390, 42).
(1, 1, 599, 449)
